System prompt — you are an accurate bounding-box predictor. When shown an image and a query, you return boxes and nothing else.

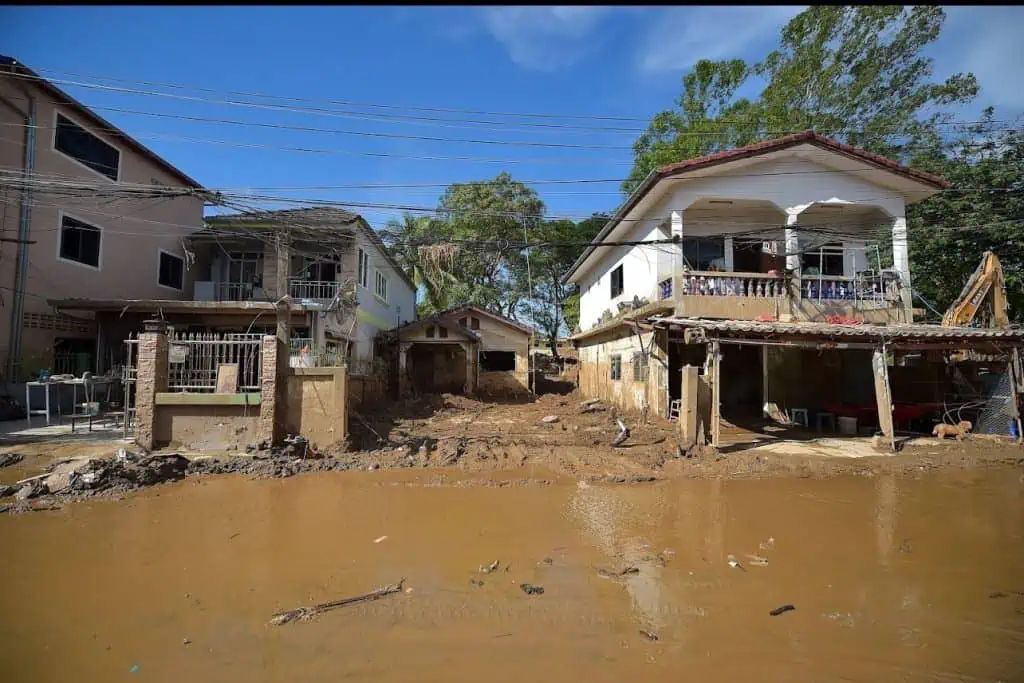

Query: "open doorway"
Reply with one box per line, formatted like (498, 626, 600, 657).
(720, 344, 763, 422)
(408, 343, 467, 394)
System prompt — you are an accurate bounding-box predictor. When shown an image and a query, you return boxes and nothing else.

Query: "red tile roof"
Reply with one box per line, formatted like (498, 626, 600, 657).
(657, 130, 949, 188)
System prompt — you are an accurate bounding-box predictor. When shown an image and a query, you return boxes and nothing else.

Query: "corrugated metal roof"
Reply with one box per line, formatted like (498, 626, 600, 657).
(650, 316, 1024, 343)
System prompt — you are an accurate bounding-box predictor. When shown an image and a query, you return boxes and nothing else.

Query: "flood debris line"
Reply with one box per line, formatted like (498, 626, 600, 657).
(269, 579, 406, 626)
(520, 583, 544, 596)
(0, 453, 24, 468)
(596, 566, 640, 579)
(769, 604, 796, 617)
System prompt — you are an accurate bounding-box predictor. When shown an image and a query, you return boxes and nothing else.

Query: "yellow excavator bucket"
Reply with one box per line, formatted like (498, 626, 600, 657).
(941, 251, 1010, 329)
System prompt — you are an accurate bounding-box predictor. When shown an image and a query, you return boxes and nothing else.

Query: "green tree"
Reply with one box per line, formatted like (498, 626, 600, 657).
(383, 213, 457, 315)
(906, 117, 1024, 321)
(525, 214, 608, 354)
(624, 6, 979, 194)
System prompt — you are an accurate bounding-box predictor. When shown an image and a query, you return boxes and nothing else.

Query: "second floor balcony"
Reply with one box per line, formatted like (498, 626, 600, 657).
(193, 279, 344, 304)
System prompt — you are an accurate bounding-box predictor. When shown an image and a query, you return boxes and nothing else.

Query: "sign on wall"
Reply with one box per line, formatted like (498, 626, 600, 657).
(169, 344, 189, 364)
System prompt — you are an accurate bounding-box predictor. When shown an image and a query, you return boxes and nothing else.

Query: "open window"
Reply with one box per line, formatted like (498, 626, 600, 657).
(158, 250, 184, 290)
(610, 265, 624, 299)
(610, 354, 622, 381)
(683, 237, 725, 271)
(801, 242, 844, 276)
(480, 351, 515, 371)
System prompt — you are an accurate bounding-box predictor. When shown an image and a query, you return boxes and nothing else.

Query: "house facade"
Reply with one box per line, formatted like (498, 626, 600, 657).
(0, 55, 206, 381)
(562, 132, 954, 424)
(382, 304, 533, 397)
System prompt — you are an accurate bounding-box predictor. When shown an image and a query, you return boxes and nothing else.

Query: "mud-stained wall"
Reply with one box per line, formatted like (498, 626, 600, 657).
(577, 327, 668, 418)
(153, 405, 260, 451)
(283, 369, 347, 449)
(478, 370, 531, 396)
(458, 312, 531, 392)
(348, 374, 387, 408)
(787, 299, 901, 324)
(674, 295, 780, 320)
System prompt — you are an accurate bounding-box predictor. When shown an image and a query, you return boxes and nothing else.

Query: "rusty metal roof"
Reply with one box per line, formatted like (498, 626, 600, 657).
(649, 316, 1024, 343)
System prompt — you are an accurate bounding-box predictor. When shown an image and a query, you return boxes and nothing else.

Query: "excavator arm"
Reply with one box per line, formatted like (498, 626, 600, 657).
(941, 251, 1010, 328)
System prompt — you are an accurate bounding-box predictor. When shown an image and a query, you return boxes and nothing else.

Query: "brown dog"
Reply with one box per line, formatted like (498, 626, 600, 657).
(933, 422, 971, 440)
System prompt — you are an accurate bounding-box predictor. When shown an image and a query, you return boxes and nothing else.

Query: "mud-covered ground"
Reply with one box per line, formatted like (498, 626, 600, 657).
(1, 390, 1021, 513)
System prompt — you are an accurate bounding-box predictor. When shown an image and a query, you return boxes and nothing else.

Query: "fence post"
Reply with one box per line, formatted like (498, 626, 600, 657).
(135, 319, 168, 451)
(259, 334, 280, 445)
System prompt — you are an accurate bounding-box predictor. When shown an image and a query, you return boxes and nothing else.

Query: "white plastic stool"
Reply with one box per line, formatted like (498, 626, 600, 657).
(790, 408, 809, 428)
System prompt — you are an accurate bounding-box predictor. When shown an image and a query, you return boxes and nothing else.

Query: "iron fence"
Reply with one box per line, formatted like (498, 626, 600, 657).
(167, 332, 263, 392)
(289, 337, 345, 368)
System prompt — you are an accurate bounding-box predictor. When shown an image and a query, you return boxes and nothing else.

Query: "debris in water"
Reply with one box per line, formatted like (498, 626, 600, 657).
(727, 554, 745, 571)
(182, 638, 191, 646)
(596, 566, 639, 579)
(479, 560, 500, 574)
(759, 537, 776, 551)
(746, 555, 769, 567)
(639, 629, 659, 641)
(541, 415, 560, 424)
(129, 664, 140, 673)
(541, 557, 553, 565)
(611, 419, 631, 448)
(520, 583, 544, 596)
(373, 535, 388, 544)
(469, 579, 484, 587)
(269, 579, 405, 626)
(0, 453, 24, 468)
(769, 604, 795, 617)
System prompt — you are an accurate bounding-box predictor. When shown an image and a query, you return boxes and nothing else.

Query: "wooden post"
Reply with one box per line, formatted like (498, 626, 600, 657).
(1009, 348, 1022, 443)
(708, 340, 721, 449)
(872, 348, 895, 451)
(679, 364, 698, 449)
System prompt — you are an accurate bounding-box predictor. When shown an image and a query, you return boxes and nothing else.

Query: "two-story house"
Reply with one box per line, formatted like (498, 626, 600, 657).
(0, 55, 206, 381)
(561, 132, 1024, 444)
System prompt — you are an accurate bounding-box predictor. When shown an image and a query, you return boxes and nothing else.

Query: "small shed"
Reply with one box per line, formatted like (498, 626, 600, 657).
(384, 305, 533, 397)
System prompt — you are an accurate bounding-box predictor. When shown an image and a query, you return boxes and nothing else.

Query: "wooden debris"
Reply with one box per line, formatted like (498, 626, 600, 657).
(269, 579, 405, 626)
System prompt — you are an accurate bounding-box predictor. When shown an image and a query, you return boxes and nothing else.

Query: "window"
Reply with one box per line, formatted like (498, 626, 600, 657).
(357, 248, 369, 288)
(682, 237, 726, 271)
(471, 316, 480, 331)
(801, 242, 844, 276)
(54, 113, 120, 181)
(158, 250, 184, 290)
(610, 354, 622, 381)
(374, 270, 388, 302)
(305, 257, 339, 282)
(439, 326, 448, 339)
(481, 351, 515, 371)
(426, 326, 435, 338)
(632, 352, 648, 382)
(58, 214, 101, 268)
(610, 265, 624, 299)
(459, 317, 468, 327)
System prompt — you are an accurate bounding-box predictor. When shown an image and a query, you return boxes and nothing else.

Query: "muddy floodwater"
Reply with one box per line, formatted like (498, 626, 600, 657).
(1, 467, 1022, 683)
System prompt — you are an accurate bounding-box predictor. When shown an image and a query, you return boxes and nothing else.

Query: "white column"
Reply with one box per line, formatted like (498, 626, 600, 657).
(724, 236, 734, 272)
(784, 211, 800, 275)
(671, 210, 684, 272)
(892, 216, 912, 321)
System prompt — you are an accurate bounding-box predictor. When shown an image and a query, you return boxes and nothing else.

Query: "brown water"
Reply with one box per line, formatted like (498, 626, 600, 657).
(1, 468, 1023, 683)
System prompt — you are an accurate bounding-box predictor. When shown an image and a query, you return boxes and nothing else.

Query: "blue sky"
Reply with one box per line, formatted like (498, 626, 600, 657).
(3, 6, 1022, 225)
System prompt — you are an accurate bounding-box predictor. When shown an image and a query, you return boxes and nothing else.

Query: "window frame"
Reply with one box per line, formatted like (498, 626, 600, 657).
(426, 325, 435, 339)
(610, 354, 622, 381)
(56, 211, 103, 270)
(374, 269, 389, 302)
(632, 352, 648, 382)
(157, 248, 185, 291)
(470, 316, 480, 331)
(52, 110, 121, 182)
(610, 264, 624, 299)
(357, 248, 369, 288)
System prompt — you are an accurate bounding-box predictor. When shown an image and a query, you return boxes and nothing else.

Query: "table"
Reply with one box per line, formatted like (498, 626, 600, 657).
(25, 377, 116, 427)
(25, 381, 58, 426)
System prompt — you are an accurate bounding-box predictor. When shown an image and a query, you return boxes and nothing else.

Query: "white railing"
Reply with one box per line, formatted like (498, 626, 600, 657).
(289, 279, 340, 301)
(799, 273, 900, 304)
(194, 280, 270, 302)
(289, 337, 344, 368)
(678, 271, 786, 298)
(167, 332, 263, 392)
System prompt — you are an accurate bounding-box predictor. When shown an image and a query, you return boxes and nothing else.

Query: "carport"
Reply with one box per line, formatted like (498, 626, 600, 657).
(391, 318, 479, 396)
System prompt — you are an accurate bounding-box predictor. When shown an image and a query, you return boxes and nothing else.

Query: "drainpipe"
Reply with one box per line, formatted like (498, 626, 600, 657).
(0, 76, 35, 384)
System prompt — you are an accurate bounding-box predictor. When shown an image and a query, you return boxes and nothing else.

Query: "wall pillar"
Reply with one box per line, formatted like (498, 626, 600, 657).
(723, 236, 735, 272)
(872, 348, 895, 452)
(784, 211, 800, 276)
(463, 341, 475, 395)
(134, 319, 168, 451)
(258, 334, 280, 444)
(333, 366, 348, 444)
(892, 216, 913, 322)
(398, 342, 410, 396)
(708, 340, 721, 449)
(679, 364, 699, 448)
(671, 210, 684, 273)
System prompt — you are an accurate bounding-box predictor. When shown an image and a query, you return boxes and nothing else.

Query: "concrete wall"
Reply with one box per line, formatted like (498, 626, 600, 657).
(153, 404, 260, 451)
(0, 74, 204, 379)
(466, 311, 531, 391)
(350, 227, 416, 366)
(574, 149, 922, 331)
(282, 367, 347, 449)
(577, 327, 668, 418)
(348, 373, 387, 409)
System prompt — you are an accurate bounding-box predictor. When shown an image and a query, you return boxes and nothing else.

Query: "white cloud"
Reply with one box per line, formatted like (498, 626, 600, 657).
(476, 6, 618, 71)
(636, 6, 804, 73)
(938, 6, 1024, 110)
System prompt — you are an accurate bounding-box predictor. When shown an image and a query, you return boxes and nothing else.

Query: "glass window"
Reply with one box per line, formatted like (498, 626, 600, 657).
(54, 113, 120, 181)
(801, 242, 844, 276)
(682, 237, 725, 271)
(158, 251, 184, 290)
(59, 214, 101, 268)
(610, 354, 622, 381)
(610, 265, 624, 298)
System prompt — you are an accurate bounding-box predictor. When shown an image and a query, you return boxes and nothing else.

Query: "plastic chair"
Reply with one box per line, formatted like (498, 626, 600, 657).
(790, 408, 809, 428)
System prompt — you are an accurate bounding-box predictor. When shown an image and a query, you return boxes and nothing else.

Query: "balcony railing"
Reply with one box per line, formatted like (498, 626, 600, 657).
(676, 271, 787, 298)
(799, 273, 899, 305)
(194, 279, 341, 302)
(288, 279, 341, 301)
